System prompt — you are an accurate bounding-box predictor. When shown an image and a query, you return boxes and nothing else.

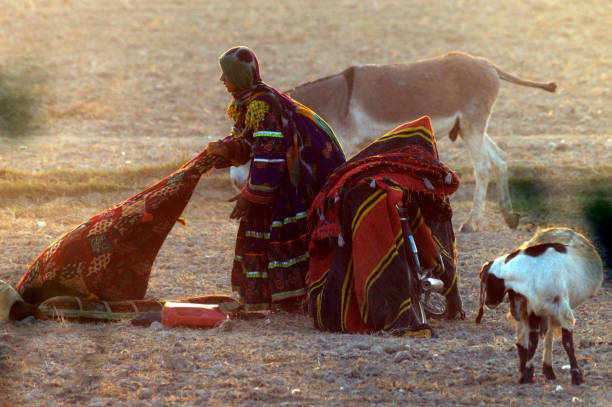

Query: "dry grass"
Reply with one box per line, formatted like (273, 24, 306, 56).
(0, 0, 611, 406)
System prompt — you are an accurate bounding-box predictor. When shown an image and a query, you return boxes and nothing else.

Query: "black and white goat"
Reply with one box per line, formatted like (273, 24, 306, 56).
(475, 227, 604, 385)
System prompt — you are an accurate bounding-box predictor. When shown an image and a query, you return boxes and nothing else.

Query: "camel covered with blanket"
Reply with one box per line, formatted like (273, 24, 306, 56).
(307, 116, 464, 337)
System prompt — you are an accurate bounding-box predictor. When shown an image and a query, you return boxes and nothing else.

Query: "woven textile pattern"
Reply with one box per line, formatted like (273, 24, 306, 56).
(16, 149, 216, 304)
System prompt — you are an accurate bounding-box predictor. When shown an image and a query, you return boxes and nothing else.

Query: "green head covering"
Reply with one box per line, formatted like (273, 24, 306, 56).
(219, 46, 261, 91)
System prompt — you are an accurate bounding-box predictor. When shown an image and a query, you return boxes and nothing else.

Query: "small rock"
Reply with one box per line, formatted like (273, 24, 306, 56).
(218, 318, 233, 331)
(117, 349, 130, 360)
(172, 342, 187, 353)
(463, 374, 477, 386)
(382, 343, 404, 355)
(138, 387, 153, 400)
(392, 350, 412, 363)
(363, 365, 383, 377)
(195, 389, 209, 400)
(352, 342, 371, 351)
(150, 321, 165, 330)
(81, 375, 98, 387)
(15, 316, 36, 327)
(57, 368, 75, 378)
(479, 344, 498, 359)
(232, 369, 249, 378)
(88, 397, 108, 407)
(202, 368, 221, 378)
(370, 345, 385, 355)
(165, 355, 190, 371)
(346, 367, 361, 378)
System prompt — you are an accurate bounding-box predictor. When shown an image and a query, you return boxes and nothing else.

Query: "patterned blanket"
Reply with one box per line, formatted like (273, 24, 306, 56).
(15, 149, 217, 305)
(307, 117, 464, 336)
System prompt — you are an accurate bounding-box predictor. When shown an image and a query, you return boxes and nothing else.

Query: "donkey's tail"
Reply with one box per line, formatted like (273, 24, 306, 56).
(493, 65, 557, 92)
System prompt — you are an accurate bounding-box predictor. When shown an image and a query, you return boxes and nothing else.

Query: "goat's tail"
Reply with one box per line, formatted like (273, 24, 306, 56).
(558, 299, 576, 330)
(493, 65, 557, 93)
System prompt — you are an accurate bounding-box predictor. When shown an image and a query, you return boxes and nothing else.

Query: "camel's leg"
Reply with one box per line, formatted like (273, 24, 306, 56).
(460, 125, 490, 232)
(484, 133, 519, 229)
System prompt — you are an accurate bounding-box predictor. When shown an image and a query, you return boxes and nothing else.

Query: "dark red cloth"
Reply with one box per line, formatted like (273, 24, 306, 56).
(307, 117, 463, 336)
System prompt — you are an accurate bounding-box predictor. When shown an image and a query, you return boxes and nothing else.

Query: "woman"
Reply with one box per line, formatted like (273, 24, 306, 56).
(207, 46, 345, 312)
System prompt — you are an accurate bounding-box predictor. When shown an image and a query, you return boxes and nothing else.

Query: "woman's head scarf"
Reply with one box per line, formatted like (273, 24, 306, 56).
(219, 46, 295, 108)
(219, 46, 262, 91)
(219, 46, 313, 187)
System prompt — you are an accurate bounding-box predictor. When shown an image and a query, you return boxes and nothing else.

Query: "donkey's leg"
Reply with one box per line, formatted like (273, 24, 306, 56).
(561, 328, 584, 385)
(230, 162, 251, 191)
(484, 133, 519, 229)
(460, 126, 490, 232)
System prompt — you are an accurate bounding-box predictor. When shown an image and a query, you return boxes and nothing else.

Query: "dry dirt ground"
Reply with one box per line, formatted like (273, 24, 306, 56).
(0, 1, 611, 406)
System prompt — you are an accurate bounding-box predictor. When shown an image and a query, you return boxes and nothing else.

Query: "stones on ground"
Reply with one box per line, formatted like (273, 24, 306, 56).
(383, 343, 405, 355)
(393, 350, 412, 363)
(117, 349, 130, 360)
(173, 342, 187, 353)
(165, 354, 190, 371)
(57, 367, 75, 378)
(138, 387, 154, 400)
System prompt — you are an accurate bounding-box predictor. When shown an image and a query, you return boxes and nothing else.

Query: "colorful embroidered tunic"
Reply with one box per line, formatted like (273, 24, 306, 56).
(216, 47, 345, 310)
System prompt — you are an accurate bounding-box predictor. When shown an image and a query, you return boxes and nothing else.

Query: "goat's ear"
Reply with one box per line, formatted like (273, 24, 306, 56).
(475, 261, 493, 323)
(478, 261, 493, 280)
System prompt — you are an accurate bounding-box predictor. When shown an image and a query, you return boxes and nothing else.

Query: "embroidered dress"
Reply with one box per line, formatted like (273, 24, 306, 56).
(215, 47, 345, 310)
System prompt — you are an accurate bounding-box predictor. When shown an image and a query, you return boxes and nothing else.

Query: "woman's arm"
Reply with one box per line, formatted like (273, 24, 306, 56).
(241, 95, 287, 204)
(206, 134, 252, 168)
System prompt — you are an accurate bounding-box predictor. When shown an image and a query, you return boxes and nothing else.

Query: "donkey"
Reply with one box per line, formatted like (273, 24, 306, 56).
(231, 52, 557, 232)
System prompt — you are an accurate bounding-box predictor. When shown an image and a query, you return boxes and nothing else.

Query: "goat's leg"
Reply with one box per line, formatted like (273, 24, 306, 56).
(460, 129, 490, 232)
(542, 319, 556, 380)
(515, 322, 534, 384)
(522, 314, 541, 383)
(561, 328, 584, 385)
(484, 134, 519, 229)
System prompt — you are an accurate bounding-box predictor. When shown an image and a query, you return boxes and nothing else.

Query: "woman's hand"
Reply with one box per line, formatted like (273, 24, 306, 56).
(206, 140, 231, 159)
(205, 140, 233, 168)
(229, 193, 250, 220)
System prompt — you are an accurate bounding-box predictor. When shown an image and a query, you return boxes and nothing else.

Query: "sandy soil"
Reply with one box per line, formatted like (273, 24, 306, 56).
(1, 1, 610, 406)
